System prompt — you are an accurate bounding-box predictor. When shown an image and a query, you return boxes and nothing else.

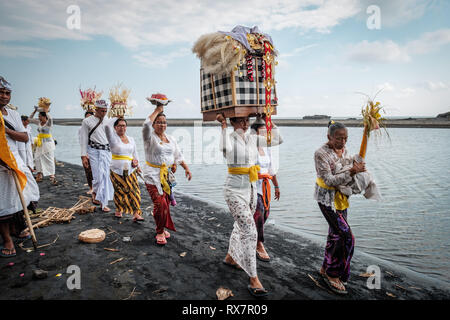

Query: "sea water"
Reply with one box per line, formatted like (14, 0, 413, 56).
(41, 124, 450, 285)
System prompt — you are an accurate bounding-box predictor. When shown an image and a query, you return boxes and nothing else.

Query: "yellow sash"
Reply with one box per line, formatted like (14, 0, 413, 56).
(112, 154, 133, 161)
(316, 177, 349, 211)
(146, 161, 172, 195)
(34, 133, 52, 147)
(228, 165, 261, 183)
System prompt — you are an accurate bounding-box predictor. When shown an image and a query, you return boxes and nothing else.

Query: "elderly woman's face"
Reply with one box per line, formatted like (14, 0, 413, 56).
(328, 128, 348, 150)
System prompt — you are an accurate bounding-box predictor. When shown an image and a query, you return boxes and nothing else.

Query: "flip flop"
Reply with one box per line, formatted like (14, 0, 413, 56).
(164, 230, 170, 238)
(0, 247, 17, 258)
(132, 216, 144, 223)
(247, 285, 268, 298)
(114, 212, 123, 218)
(155, 234, 167, 245)
(222, 260, 242, 270)
(256, 251, 270, 262)
(320, 273, 348, 295)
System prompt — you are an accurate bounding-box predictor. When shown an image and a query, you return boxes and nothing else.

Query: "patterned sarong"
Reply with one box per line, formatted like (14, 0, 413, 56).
(110, 170, 142, 215)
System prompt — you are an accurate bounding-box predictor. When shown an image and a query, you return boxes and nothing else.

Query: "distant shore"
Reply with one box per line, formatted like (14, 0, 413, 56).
(36, 118, 450, 128)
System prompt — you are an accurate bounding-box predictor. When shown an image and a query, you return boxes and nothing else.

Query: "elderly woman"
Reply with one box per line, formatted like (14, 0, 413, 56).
(314, 121, 371, 295)
(216, 114, 283, 298)
(0, 76, 40, 257)
(250, 118, 280, 262)
(142, 103, 192, 245)
(105, 117, 142, 221)
(30, 108, 56, 184)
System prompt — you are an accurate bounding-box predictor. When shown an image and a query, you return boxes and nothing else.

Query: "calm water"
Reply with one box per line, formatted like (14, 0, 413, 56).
(39, 124, 450, 285)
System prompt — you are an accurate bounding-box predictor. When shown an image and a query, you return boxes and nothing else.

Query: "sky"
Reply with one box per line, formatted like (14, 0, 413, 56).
(0, 0, 449, 119)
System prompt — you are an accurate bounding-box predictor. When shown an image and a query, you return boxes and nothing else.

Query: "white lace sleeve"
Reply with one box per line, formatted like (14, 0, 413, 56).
(314, 150, 351, 187)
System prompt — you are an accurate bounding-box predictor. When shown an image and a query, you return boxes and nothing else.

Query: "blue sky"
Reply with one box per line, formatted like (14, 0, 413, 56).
(0, 0, 449, 119)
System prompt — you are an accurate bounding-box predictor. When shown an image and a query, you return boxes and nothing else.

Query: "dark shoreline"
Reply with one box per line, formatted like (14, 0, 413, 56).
(0, 161, 449, 300)
(33, 118, 450, 128)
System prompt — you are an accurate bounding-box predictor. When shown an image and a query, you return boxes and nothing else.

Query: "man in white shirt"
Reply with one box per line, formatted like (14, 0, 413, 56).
(0, 76, 40, 257)
(79, 99, 113, 212)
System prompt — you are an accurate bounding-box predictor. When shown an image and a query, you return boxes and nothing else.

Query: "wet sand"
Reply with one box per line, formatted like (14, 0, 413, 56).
(0, 162, 449, 300)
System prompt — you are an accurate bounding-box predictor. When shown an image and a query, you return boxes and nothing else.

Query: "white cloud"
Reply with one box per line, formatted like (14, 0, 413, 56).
(423, 81, 449, 91)
(0, 0, 361, 49)
(376, 82, 395, 92)
(0, 42, 47, 58)
(132, 48, 190, 68)
(347, 29, 450, 63)
(347, 40, 411, 63)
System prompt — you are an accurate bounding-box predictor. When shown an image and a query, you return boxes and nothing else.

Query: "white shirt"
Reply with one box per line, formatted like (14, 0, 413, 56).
(3, 108, 26, 153)
(220, 127, 282, 196)
(142, 119, 184, 195)
(255, 147, 276, 195)
(79, 115, 109, 156)
(104, 118, 139, 176)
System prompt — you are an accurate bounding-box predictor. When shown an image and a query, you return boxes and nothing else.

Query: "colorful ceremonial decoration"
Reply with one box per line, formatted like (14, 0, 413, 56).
(79, 87, 102, 111)
(146, 93, 172, 106)
(193, 25, 279, 143)
(359, 96, 388, 159)
(108, 84, 131, 118)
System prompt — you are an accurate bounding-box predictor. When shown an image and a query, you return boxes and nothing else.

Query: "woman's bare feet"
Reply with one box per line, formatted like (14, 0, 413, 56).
(102, 206, 111, 212)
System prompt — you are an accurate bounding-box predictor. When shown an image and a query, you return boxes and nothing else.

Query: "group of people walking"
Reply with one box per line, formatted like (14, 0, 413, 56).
(1, 74, 380, 298)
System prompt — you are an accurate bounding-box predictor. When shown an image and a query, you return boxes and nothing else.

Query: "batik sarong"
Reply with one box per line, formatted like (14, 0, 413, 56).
(110, 170, 141, 215)
(318, 203, 355, 283)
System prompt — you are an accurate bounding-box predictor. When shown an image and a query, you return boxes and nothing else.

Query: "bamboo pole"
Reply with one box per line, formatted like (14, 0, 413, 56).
(11, 170, 37, 249)
(359, 126, 369, 159)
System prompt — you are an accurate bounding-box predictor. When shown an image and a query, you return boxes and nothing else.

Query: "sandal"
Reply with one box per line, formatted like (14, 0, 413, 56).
(0, 247, 17, 258)
(132, 216, 144, 222)
(114, 212, 123, 218)
(102, 207, 111, 212)
(155, 234, 167, 245)
(163, 230, 170, 238)
(247, 285, 268, 298)
(35, 175, 43, 183)
(320, 272, 348, 295)
(256, 250, 270, 262)
(50, 176, 58, 185)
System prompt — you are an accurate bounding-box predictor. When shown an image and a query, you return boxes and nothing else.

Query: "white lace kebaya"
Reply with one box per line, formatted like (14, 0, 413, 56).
(314, 143, 381, 210)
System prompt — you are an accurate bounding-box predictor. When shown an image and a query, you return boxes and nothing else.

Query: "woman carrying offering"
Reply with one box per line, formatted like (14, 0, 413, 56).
(216, 113, 283, 298)
(142, 94, 192, 245)
(30, 107, 56, 185)
(314, 121, 380, 295)
(251, 118, 280, 262)
(105, 117, 142, 221)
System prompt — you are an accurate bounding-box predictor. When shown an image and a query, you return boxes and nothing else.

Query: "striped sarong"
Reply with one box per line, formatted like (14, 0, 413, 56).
(110, 170, 142, 215)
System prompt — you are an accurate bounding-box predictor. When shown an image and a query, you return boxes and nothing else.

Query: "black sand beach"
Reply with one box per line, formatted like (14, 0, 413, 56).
(1, 162, 449, 300)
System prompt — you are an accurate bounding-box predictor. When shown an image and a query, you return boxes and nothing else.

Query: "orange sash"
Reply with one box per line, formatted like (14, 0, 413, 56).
(258, 173, 272, 211)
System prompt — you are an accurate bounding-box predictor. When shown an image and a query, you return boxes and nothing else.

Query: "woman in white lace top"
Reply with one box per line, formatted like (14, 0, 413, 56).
(217, 113, 283, 298)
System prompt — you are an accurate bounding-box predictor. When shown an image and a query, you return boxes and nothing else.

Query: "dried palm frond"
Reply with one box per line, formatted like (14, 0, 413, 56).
(108, 84, 131, 118)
